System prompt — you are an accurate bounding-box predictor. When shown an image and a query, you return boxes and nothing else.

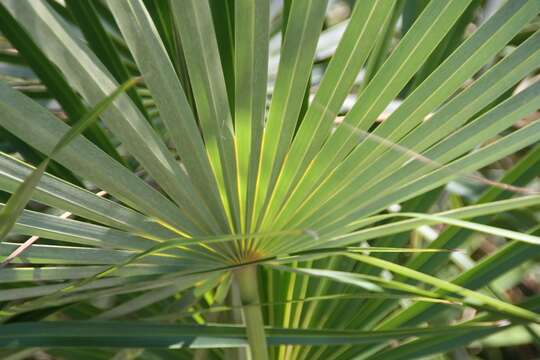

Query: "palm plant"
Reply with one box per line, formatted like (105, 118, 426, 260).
(0, 0, 539, 359)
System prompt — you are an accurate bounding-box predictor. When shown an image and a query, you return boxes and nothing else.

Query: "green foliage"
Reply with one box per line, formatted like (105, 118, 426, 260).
(0, 0, 539, 359)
